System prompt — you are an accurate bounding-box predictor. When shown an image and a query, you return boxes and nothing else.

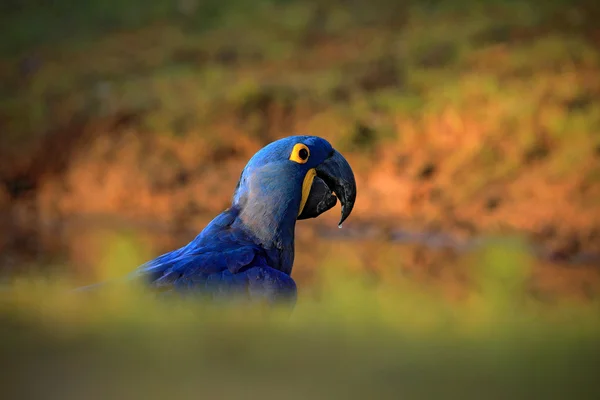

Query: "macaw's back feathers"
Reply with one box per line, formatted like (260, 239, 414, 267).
(130, 206, 297, 305)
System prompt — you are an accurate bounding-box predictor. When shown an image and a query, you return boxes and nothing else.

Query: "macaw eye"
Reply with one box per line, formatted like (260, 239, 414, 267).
(289, 143, 310, 164)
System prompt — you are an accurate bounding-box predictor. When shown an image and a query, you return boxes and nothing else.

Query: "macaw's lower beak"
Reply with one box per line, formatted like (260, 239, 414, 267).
(297, 150, 356, 226)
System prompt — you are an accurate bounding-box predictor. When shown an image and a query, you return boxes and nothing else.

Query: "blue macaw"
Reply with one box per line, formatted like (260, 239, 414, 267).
(80, 136, 356, 307)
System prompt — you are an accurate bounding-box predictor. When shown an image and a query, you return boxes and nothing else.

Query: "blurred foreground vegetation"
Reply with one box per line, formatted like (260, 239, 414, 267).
(1, 234, 600, 399)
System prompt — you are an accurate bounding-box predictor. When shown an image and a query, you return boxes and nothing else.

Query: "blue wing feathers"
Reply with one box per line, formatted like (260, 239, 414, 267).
(125, 208, 297, 305)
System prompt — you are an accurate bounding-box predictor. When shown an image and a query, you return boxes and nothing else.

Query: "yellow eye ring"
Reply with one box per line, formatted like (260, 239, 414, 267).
(289, 143, 310, 164)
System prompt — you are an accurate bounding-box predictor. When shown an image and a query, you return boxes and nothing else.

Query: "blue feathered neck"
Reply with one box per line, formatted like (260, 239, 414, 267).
(231, 160, 305, 254)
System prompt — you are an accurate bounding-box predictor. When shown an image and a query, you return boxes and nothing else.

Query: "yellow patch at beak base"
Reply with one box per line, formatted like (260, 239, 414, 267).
(298, 168, 317, 216)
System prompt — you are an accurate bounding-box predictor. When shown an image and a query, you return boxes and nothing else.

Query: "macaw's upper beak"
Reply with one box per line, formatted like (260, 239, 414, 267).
(298, 149, 356, 226)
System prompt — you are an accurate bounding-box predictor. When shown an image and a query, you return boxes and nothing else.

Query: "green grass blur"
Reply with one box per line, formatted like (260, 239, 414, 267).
(1, 232, 599, 399)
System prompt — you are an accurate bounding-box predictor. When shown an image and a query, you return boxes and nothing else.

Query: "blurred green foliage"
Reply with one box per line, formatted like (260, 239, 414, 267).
(1, 233, 599, 399)
(3, 0, 599, 169)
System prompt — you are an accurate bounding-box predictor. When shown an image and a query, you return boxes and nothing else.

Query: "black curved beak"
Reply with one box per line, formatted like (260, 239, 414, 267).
(298, 150, 356, 226)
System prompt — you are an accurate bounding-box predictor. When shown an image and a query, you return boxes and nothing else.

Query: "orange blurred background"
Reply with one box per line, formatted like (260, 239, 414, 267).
(1, 0, 599, 298)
